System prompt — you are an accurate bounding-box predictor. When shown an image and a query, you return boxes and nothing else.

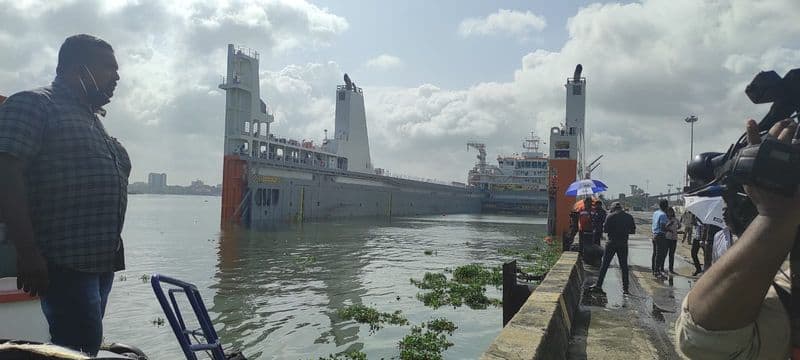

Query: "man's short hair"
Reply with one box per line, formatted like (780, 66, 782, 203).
(611, 202, 623, 210)
(659, 199, 669, 210)
(56, 34, 113, 76)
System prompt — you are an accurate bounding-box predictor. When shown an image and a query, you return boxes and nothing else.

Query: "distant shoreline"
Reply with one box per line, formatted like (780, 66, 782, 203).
(128, 192, 220, 197)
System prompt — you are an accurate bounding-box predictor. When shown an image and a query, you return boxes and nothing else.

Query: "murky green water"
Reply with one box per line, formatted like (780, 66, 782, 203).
(105, 195, 546, 359)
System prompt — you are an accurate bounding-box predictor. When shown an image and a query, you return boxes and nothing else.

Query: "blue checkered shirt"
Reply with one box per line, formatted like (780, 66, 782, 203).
(0, 78, 130, 273)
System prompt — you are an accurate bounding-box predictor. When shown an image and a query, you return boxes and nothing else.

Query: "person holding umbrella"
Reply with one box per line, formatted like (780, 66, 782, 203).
(577, 197, 594, 253)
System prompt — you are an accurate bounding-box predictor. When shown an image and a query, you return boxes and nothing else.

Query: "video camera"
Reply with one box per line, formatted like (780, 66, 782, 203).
(687, 68, 800, 232)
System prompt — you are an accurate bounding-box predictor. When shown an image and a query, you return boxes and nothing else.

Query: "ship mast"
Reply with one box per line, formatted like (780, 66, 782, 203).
(466, 142, 488, 173)
(521, 132, 544, 158)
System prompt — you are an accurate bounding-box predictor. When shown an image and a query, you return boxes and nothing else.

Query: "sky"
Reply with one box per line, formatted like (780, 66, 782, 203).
(1, 0, 799, 197)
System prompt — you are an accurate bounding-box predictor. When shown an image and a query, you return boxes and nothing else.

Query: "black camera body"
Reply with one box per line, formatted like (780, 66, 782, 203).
(688, 68, 800, 197)
(687, 68, 800, 233)
(729, 139, 800, 196)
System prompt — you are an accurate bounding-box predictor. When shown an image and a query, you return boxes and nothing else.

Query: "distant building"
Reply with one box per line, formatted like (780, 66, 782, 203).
(128, 181, 148, 194)
(129, 176, 221, 196)
(148, 173, 167, 193)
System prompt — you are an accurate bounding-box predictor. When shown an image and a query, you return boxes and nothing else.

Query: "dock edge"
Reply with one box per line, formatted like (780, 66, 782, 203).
(481, 252, 583, 360)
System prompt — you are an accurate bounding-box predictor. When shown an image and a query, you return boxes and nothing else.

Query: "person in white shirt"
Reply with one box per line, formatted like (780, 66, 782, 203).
(711, 208, 736, 265)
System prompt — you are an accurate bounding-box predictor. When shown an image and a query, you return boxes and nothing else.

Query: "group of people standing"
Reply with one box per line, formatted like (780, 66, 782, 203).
(652, 199, 734, 279)
(650, 199, 681, 279)
(583, 196, 731, 295)
(572, 196, 734, 294)
(569, 198, 636, 295)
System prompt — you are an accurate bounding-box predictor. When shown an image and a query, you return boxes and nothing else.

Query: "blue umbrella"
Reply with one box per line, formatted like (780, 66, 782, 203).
(565, 179, 608, 197)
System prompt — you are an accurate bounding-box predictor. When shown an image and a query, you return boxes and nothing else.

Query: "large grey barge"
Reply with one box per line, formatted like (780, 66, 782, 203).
(218, 45, 483, 227)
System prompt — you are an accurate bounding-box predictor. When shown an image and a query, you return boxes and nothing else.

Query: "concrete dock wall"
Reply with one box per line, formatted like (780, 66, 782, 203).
(481, 252, 583, 360)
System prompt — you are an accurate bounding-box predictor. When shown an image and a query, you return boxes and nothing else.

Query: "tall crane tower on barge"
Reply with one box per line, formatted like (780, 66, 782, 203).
(548, 64, 587, 240)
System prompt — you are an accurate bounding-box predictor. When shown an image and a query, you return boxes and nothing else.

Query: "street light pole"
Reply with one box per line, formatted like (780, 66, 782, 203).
(684, 115, 699, 187)
(667, 183, 673, 202)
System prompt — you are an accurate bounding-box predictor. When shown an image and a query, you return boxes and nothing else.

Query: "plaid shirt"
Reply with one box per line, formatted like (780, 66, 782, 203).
(0, 78, 130, 273)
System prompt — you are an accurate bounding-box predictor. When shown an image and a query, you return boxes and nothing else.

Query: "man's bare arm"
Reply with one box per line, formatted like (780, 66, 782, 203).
(688, 215, 794, 330)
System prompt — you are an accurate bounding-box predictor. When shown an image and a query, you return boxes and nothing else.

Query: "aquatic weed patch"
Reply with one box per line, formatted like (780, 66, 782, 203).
(293, 255, 318, 270)
(450, 263, 503, 287)
(498, 240, 562, 278)
(426, 318, 457, 335)
(410, 265, 502, 309)
(409, 272, 447, 290)
(519, 241, 562, 277)
(317, 350, 368, 360)
(398, 319, 457, 360)
(336, 304, 409, 333)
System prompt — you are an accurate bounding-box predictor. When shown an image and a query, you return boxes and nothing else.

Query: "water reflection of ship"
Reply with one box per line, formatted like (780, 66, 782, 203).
(211, 225, 371, 357)
(467, 132, 549, 214)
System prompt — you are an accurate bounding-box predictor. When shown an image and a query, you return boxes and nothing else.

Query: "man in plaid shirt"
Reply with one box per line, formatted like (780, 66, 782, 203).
(0, 34, 129, 355)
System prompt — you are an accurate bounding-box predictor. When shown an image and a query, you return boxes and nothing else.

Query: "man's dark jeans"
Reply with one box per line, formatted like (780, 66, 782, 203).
(652, 233, 668, 274)
(596, 242, 629, 291)
(654, 234, 670, 274)
(691, 239, 703, 273)
(40, 265, 114, 355)
(667, 239, 677, 272)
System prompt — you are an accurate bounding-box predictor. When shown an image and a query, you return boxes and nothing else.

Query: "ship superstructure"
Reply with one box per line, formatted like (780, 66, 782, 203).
(219, 44, 482, 227)
(547, 65, 587, 239)
(467, 133, 549, 213)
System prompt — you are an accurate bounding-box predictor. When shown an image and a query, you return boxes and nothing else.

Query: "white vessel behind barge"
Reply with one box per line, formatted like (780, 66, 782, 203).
(467, 134, 549, 214)
(218, 45, 483, 227)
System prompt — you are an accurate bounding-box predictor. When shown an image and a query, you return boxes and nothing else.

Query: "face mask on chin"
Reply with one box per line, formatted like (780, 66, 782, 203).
(78, 64, 112, 109)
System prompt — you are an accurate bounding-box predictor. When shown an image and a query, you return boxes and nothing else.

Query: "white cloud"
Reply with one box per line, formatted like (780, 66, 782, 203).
(364, 54, 403, 70)
(459, 9, 547, 37)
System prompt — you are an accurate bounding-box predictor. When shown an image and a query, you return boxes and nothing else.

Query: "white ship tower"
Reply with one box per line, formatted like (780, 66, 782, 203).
(565, 64, 586, 178)
(548, 64, 588, 239)
(549, 64, 587, 178)
(324, 74, 373, 173)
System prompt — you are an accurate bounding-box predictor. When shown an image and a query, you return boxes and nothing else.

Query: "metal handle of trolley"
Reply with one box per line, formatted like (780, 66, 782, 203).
(150, 274, 245, 360)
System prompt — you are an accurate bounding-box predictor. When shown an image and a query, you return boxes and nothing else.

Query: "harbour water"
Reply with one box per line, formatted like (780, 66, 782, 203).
(105, 195, 546, 359)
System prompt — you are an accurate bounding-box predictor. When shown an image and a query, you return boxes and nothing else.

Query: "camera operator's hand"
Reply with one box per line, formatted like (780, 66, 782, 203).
(744, 118, 800, 225)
